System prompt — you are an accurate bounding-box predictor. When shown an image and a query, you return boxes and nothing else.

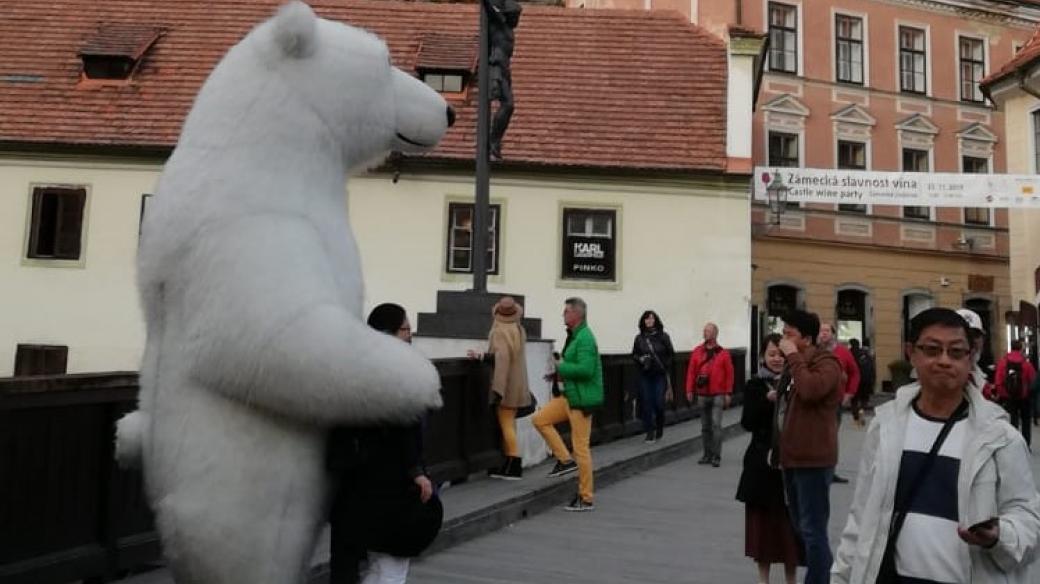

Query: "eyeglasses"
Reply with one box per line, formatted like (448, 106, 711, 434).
(914, 344, 971, 360)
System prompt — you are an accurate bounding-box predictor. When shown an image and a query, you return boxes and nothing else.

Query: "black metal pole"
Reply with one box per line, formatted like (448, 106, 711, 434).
(472, 0, 490, 293)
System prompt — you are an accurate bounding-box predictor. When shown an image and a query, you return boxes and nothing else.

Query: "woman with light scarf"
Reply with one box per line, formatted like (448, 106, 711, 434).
(736, 333, 804, 584)
(468, 296, 534, 480)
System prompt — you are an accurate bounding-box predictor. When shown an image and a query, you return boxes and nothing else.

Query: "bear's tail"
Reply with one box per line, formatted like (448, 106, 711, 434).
(115, 411, 149, 469)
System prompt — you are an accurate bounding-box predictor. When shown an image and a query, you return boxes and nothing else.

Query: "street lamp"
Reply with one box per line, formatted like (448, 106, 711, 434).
(766, 172, 790, 225)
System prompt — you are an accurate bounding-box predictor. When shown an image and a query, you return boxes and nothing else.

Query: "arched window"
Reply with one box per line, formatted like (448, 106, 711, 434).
(766, 284, 802, 333)
(836, 289, 868, 344)
(902, 291, 934, 347)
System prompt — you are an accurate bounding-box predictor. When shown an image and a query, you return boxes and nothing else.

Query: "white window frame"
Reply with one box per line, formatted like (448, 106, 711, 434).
(422, 72, 465, 93)
(955, 33, 988, 104)
(763, 127, 806, 209)
(835, 138, 873, 214)
(832, 8, 869, 87)
(767, 130, 802, 167)
(900, 146, 934, 221)
(895, 21, 931, 97)
(556, 202, 622, 290)
(443, 199, 503, 277)
(764, 0, 803, 76)
(959, 154, 995, 227)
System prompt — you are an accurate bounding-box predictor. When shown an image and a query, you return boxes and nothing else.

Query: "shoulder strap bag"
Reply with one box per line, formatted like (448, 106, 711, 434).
(876, 398, 969, 583)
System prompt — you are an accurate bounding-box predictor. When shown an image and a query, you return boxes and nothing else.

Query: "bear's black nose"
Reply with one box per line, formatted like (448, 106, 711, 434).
(446, 105, 456, 128)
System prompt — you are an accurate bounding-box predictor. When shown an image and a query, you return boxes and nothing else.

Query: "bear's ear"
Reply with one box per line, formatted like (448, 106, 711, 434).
(272, 1, 318, 58)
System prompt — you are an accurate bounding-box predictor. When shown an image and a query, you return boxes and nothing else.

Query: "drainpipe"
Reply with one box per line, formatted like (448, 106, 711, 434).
(735, 0, 742, 26)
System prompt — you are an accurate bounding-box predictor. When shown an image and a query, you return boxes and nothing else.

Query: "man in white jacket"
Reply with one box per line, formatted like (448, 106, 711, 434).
(832, 308, 1040, 584)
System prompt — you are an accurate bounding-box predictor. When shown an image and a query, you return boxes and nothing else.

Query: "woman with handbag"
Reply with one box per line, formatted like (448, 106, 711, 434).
(327, 303, 442, 584)
(468, 296, 534, 480)
(736, 333, 804, 584)
(631, 310, 675, 443)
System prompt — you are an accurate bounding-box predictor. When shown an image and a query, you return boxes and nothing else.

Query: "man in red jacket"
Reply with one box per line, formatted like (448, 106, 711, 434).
(685, 322, 734, 468)
(995, 340, 1038, 447)
(818, 323, 860, 484)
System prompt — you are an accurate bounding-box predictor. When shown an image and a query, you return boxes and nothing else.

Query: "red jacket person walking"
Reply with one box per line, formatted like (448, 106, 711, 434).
(685, 322, 734, 467)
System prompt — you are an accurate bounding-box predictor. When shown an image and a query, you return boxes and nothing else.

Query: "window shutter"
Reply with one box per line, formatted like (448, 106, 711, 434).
(14, 345, 68, 376)
(13, 348, 36, 376)
(44, 346, 69, 375)
(54, 189, 86, 259)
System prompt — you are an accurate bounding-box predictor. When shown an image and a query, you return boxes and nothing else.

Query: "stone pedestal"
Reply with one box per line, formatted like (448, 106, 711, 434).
(414, 290, 553, 468)
(416, 290, 541, 340)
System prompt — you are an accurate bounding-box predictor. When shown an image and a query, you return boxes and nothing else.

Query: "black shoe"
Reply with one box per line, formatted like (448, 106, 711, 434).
(711, 456, 721, 468)
(490, 457, 522, 481)
(503, 457, 522, 480)
(548, 460, 578, 478)
(644, 432, 656, 444)
(563, 495, 594, 512)
(697, 455, 711, 465)
(487, 460, 507, 478)
(655, 427, 664, 440)
(833, 475, 850, 484)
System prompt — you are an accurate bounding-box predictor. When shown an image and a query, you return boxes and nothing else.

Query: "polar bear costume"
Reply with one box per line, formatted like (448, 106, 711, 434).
(116, 4, 451, 582)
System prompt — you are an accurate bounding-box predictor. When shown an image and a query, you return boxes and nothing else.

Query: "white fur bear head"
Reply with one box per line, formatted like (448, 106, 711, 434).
(181, 1, 453, 170)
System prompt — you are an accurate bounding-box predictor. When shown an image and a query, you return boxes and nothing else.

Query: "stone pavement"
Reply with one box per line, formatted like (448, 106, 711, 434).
(117, 410, 1040, 584)
(409, 419, 1040, 584)
(120, 408, 746, 584)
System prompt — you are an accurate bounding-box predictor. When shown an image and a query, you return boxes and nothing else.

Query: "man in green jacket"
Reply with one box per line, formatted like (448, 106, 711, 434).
(533, 297, 604, 512)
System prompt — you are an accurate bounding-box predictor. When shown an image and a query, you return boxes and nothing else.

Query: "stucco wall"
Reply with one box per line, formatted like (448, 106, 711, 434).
(1000, 91, 1040, 306)
(351, 172, 751, 355)
(753, 237, 1011, 384)
(0, 156, 159, 376)
(1, 160, 752, 375)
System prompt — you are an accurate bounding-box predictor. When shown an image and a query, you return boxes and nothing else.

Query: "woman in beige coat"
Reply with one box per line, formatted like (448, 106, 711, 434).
(468, 296, 533, 480)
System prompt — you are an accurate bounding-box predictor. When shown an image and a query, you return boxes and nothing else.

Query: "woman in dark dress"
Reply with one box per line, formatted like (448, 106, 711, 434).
(736, 333, 803, 584)
(326, 303, 442, 584)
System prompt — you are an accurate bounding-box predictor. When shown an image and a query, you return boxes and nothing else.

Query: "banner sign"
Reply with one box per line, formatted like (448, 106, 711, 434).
(753, 167, 1040, 208)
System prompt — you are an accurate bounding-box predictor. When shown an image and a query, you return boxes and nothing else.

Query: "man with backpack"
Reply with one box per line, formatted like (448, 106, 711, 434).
(848, 338, 875, 426)
(995, 340, 1037, 446)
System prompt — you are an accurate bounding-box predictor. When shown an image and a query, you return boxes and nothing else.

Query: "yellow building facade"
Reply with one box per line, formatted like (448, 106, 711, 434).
(753, 236, 1010, 390)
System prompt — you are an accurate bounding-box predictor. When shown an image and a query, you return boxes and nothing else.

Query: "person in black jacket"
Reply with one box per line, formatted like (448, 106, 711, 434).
(848, 338, 875, 426)
(736, 333, 804, 584)
(631, 310, 675, 443)
(326, 303, 442, 584)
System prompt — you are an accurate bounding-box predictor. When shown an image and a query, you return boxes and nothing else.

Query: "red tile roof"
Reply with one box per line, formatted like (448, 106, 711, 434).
(79, 24, 166, 61)
(0, 0, 729, 173)
(982, 26, 1040, 90)
(415, 33, 478, 72)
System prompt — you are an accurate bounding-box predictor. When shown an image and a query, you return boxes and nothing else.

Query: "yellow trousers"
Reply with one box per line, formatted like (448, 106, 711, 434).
(532, 396, 594, 502)
(496, 406, 519, 457)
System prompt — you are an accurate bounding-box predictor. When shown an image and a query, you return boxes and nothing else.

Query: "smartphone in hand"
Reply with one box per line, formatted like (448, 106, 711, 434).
(968, 517, 998, 532)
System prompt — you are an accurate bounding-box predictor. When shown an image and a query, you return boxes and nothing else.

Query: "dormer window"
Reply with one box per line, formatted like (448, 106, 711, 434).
(422, 72, 465, 93)
(415, 33, 476, 94)
(79, 24, 164, 82)
(82, 55, 136, 80)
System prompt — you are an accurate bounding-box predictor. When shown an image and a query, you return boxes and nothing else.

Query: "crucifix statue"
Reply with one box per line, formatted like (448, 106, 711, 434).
(472, 0, 521, 291)
(482, 0, 521, 161)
